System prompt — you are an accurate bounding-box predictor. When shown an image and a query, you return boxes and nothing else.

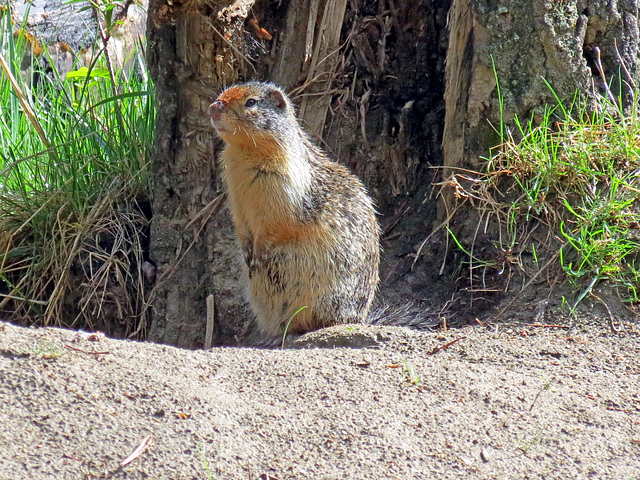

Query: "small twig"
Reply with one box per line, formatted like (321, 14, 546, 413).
(607, 406, 634, 414)
(411, 207, 459, 271)
(205, 19, 256, 73)
(593, 47, 617, 104)
(524, 324, 569, 329)
(0, 51, 54, 156)
(615, 288, 639, 319)
(613, 39, 636, 90)
(528, 388, 544, 412)
(62, 453, 83, 461)
(0, 293, 48, 305)
(438, 196, 453, 276)
(69, 388, 117, 417)
(428, 337, 465, 355)
(146, 196, 224, 308)
(64, 344, 111, 355)
(121, 435, 153, 467)
(185, 194, 225, 229)
(590, 292, 621, 333)
(496, 245, 565, 319)
(204, 294, 215, 349)
(381, 200, 410, 235)
(529, 378, 555, 412)
(440, 316, 447, 332)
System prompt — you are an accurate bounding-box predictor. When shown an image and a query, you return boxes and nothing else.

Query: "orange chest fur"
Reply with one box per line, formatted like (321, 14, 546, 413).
(222, 151, 319, 246)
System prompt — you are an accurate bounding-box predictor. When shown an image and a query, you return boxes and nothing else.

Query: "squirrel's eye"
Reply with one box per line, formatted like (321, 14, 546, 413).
(245, 99, 257, 107)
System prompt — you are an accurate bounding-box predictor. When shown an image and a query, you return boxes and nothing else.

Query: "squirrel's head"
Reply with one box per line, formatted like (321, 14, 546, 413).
(209, 82, 296, 145)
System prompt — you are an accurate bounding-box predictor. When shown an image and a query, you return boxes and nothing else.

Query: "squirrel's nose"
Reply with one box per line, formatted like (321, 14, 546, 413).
(208, 100, 224, 121)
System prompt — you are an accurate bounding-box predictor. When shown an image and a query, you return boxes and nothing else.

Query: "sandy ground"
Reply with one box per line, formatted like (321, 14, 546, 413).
(1, 319, 639, 479)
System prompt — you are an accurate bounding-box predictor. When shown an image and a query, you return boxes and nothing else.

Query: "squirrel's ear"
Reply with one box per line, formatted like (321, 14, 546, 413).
(270, 89, 287, 110)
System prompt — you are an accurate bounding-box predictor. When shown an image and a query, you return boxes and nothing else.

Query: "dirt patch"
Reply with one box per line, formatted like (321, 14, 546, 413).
(1, 318, 639, 479)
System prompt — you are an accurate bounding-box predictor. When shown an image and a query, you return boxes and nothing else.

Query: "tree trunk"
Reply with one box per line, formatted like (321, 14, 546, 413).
(147, 0, 450, 346)
(147, 0, 256, 347)
(443, 0, 640, 182)
(439, 0, 640, 314)
(147, 0, 640, 345)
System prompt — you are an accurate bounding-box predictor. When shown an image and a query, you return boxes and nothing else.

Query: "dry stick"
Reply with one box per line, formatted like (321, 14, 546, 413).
(0, 51, 53, 155)
(528, 380, 553, 412)
(62, 453, 83, 461)
(289, 29, 355, 99)
(590, 292, 621, 333)
(204, 294, 215, 349)
(439, 219, 451, 275)
(607, 406, 635, 414)
(524, 324, 569, 329)
(495, 244, 566, 320)
(423, 181, 461, 275)
(593, 47, 617, 105)
(411, 203, 461, 271)
(145, 195, 225, 309)
(615, 288, 640, 320)
(469, 209, 485, 292)
(0, 293, 48, 306)
(121, 435, 153, 467)
(428, 337, 465, 355)
(64, 344, 111, 355)
(205, 19, 256, 74)
(613, 39, 637, 90)
(69, 387, 117, 416)
(185, 194, 225, 229)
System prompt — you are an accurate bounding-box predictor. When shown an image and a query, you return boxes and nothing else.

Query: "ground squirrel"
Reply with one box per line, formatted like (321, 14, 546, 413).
(209, 81, 380, 337)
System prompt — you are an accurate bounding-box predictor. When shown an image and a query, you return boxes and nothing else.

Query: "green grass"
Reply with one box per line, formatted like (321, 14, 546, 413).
(0, 6, 155, 335)
(401, 359, 421, 386)
(197, 444, 219, 480)
(518, 426, 546, 455)
(281, 305, 308, 348)
(30, 338, 64, 360)
(447, 71, 640, 311)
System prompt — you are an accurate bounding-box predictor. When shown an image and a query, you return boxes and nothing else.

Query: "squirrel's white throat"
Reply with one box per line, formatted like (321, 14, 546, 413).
(281, 141, 313, 212)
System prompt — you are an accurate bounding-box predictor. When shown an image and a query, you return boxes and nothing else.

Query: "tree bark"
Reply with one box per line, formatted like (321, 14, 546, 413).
(443, 0, 640, 180)
(438, 0, 640, 314)
(148, 0, 640, 346)
(147, 0, 255, 347)
(144, 0, 476, 346)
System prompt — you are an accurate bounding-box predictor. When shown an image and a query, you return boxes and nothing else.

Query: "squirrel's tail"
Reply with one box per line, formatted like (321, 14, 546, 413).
(367, 302, 440, 330)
